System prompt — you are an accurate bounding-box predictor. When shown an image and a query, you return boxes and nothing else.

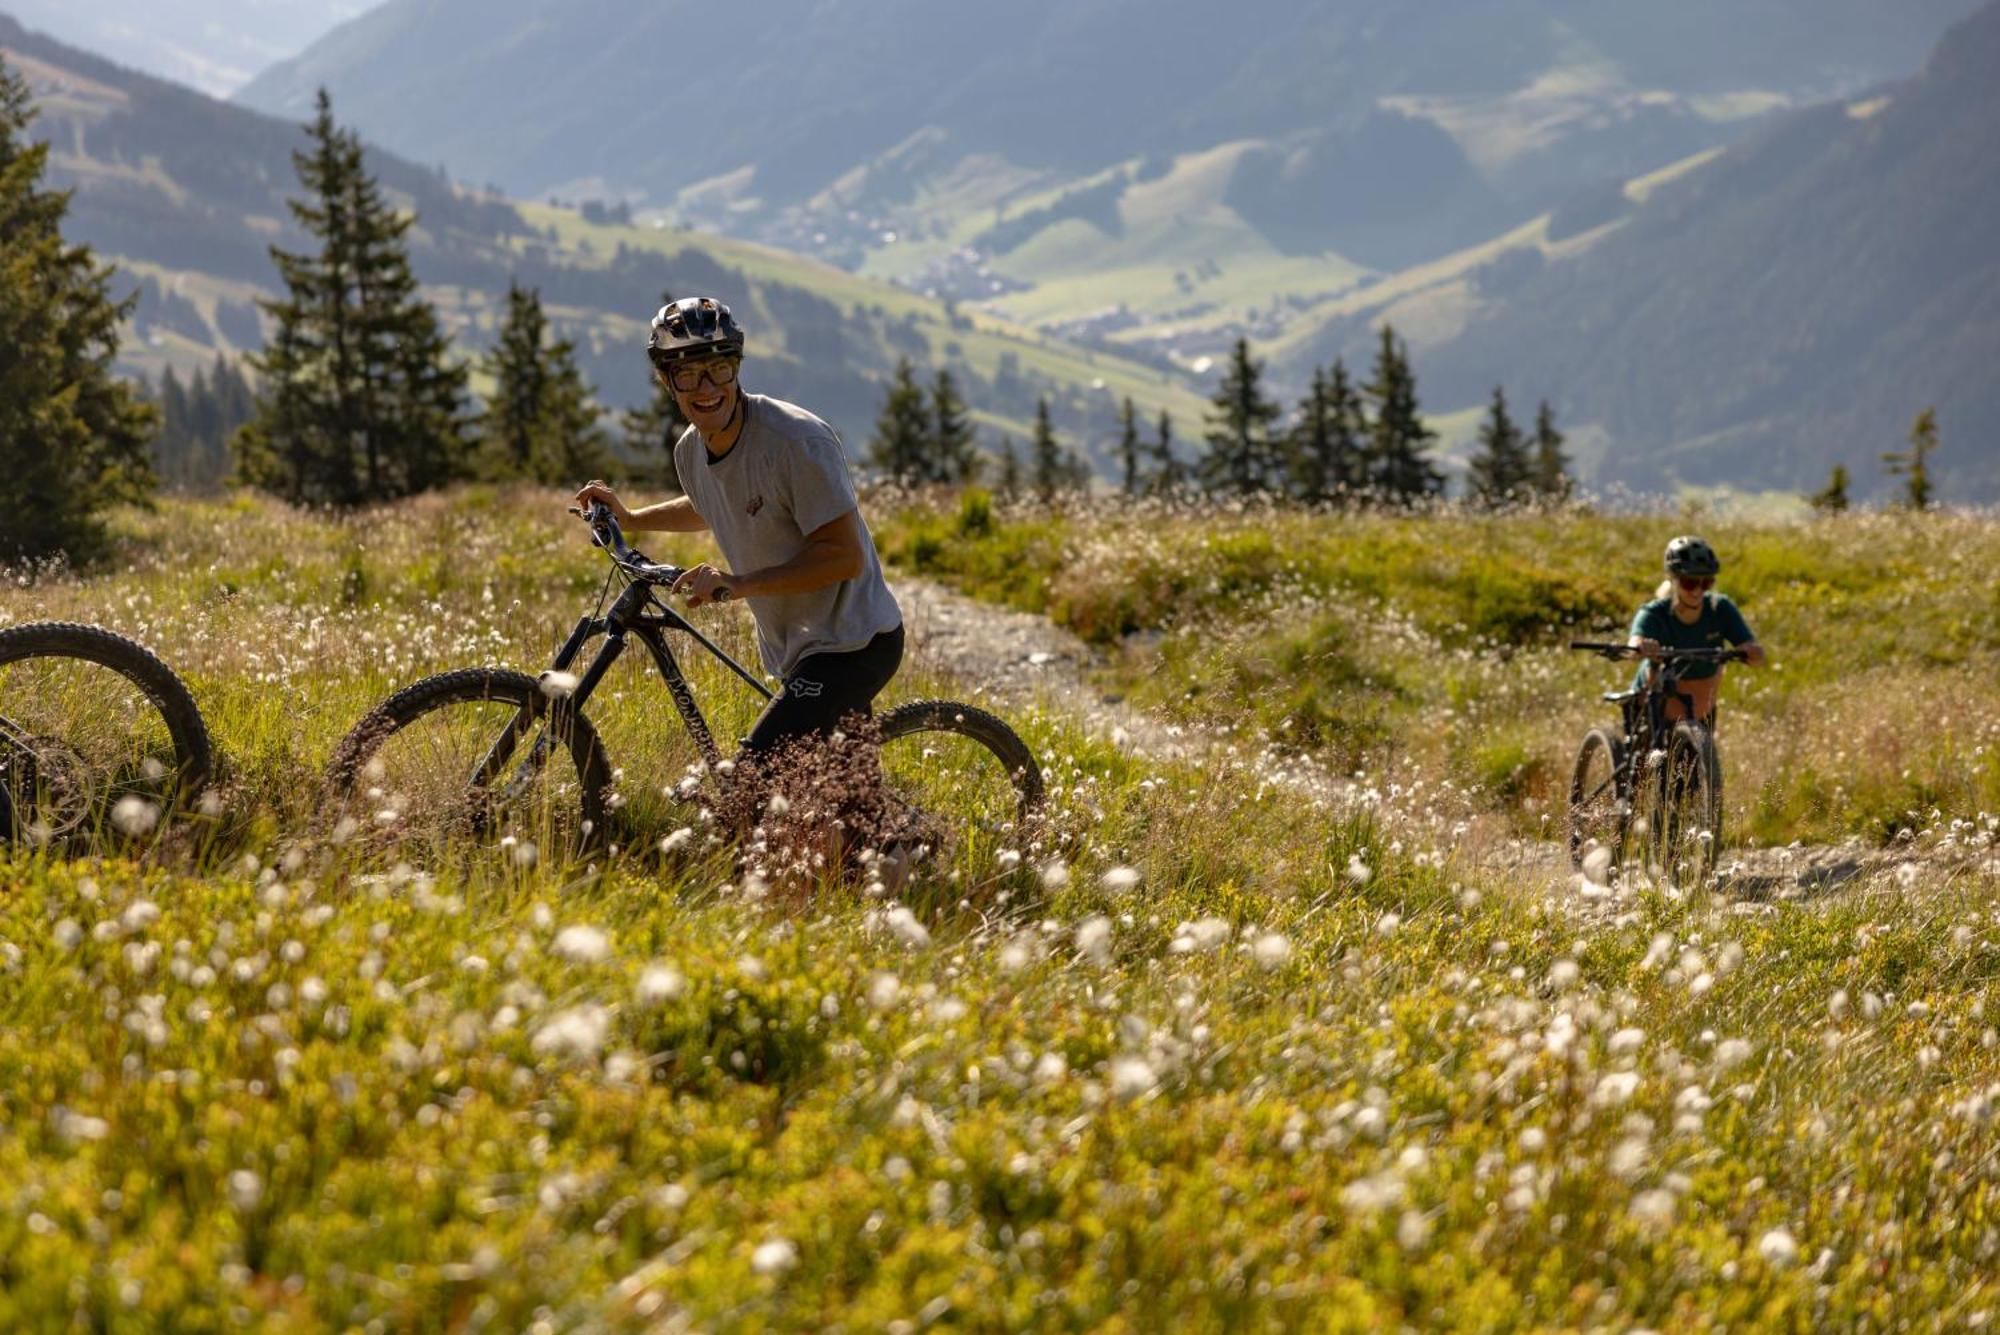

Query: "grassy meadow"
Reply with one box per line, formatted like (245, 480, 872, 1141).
(3, 490, 1999, 1329)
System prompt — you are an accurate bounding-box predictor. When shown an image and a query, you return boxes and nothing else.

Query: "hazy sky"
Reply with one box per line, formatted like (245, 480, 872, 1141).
(3, 1, 369, 96)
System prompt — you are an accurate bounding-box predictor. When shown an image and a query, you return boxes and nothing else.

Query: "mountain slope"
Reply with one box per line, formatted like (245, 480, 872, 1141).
(2, 0, 361, 97)
(1274, 0, 2000, 500)
(235, 0, 1981, 334)
(0, 12, 1206, 465)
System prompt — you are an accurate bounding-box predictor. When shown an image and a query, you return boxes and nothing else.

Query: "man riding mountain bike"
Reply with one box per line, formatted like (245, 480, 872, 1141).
(1627, 535, 1769, 723)
(572, 297, 904, 763)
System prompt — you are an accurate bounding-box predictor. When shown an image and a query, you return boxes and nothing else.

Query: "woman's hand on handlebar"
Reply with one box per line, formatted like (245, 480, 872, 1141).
(571, 480, 634, 531)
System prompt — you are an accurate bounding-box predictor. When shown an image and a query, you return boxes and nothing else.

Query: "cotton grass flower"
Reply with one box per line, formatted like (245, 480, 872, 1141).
(1109, 1056, 1158, 1101)
(1100, 866, 1141, 893)
(1075, 916, 1113, 965)
(1758, 1228, 1800, 1268)
(110, 796, 159, 837)
(636, 964, 685, 1006)
(1252, 932, 1293, 969)
(531, 1005, 609, 1061)
(751, 1238, 798, 1277)
(551, 925, 612, 964)
(884, 906, 932, 949)
(1170, 918, 1231, 954)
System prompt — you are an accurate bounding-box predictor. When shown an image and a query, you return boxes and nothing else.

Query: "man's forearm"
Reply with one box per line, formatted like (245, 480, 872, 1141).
(630, 496, 708, 533)
(732, 539, 863, 599)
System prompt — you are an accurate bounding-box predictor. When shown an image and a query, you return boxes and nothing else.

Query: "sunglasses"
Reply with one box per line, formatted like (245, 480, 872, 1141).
(655, 355, 739, 394)
(1675, 575, 1715, 591)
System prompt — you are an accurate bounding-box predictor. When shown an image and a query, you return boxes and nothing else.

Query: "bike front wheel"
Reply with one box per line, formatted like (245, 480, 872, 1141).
(1658, 721, 1722, 889)
(0, 622, 212, 848)
(1568, 727, 1627, 872)
(325, 668, 611, 863)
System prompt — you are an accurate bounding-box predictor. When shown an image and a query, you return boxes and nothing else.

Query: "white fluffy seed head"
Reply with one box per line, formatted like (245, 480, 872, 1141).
(551, 924, 612, 964)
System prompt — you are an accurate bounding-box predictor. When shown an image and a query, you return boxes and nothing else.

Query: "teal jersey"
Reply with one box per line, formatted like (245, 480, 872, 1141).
(1629, 593, 1755, 686)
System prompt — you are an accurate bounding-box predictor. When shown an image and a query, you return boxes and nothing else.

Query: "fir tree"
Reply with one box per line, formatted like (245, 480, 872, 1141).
(867, 358, 929, 482)
(153, 355, 255, 492)
(929, 368, 979, 484)
(995, 436, 1023, 502)
(1882, 408, 1938, 510)
(1030, 397, 1065, 502)
(234, 89, 470, 506)
(1115, 395, 1142, 496)
(1466, 385, 1531, 508)
(1809, 464, 1851, 513)
(1361, 324, 1442, 503)
(1285, 363, 1365, 504)
(1147, 409, 1184, 497)
(0, 55, 156, 562)
(618, 289, 686, 493)
(478, 281, 610, 484)
(1529, 399, 1572, 502)
(1200, 337, 1281, 497)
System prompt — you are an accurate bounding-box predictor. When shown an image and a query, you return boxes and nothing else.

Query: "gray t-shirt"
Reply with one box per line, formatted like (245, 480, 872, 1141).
(675, 394, 902, 678)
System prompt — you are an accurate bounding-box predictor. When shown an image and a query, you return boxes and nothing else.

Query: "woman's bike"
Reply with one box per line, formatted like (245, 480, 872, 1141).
(1566, 642, 1748, 889)
(325, 504, 1044, 868)
(0, 622, 213, 847)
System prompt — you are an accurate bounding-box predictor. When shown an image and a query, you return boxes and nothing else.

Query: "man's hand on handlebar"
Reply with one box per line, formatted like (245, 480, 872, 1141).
(672, 563, 736, 610)
(1634, 636, 1663, 660)
(571, 480, 633, 531)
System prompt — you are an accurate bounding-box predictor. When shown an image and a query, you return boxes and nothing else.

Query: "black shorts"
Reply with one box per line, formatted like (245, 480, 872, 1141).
(740, 624, 904, 759)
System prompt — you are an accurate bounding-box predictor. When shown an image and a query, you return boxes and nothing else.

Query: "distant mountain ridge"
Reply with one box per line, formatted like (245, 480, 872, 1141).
(1275, 0, 2000, 500)
(3, 0, 360, 96)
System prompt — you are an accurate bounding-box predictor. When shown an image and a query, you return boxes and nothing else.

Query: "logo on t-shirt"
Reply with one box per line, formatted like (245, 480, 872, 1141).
(745, 494, 765, 517)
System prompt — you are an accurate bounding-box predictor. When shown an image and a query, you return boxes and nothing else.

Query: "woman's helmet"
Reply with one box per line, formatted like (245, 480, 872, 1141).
(647, 297, 744, 367)
(1663, 535, 1721, 576)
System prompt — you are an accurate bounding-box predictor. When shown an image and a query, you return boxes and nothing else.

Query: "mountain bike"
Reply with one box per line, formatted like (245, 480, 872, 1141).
(0, 622, 213, 847)
(1566, 642, 1748, 889)
(325, 503, 1044, 870)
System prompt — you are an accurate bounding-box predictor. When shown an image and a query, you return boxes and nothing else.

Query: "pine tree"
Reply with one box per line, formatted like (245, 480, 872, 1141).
(234, 88, 470, 506)
(618, 288, 686, 493)
(1115, 396, 1142, 496)
(1529, 399, 1572, 502)
(1809, 464, 1851, 513)
(1030, 397, 1065, 502)
(1882, 408, 1938, 510)
(1284, 364, 1365, 504)
(1466, 385, 1532, 508)
(152, 355, 255, 492)
(867, 358, 929, 483)
(478, 281, 610, 484)
(929, 368, 979, 484)
(995, 436, 1023, 501)
(0, 55, 156, 562)
(1147, 409, 1184, 496)
(1361, 324, 1442, 503)
(1201, 337, 1282, 496)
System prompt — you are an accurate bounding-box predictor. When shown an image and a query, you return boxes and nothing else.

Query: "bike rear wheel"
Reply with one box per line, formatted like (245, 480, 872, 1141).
(1567, 727, 1627, 872)
(1659, 721, 1722, 888)
(872, 699, 1043, 868)
(0, 622, 212, 848)
(325, 668, 611, 863)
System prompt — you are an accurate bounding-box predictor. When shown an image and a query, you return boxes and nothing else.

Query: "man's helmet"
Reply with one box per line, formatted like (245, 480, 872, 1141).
(1663, 535, 1721, 576)
(647, 297, 744, 367)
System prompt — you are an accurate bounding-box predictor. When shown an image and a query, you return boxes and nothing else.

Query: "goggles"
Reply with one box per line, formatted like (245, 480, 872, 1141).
(1674, 574, 1715, 591)
(651, 353, 740, 393)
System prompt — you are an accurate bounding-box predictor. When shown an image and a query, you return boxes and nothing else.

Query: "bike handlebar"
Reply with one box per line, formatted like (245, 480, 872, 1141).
(570, 503, 685, 586)
(1569, 640, 1747, 665)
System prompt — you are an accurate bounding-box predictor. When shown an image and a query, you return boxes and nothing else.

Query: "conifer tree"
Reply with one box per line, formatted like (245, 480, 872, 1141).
(234, 89, 470, 506)
(619, 289, 687, 493)
(1529, 399, 1572, 502)
(1030, 397, 1065, 503)
(1115, 395, 1142, 496)
(1466, 385, 1532, 508)
(1147, 409, 1184, 496)
(1809, 464, 1851, 513)
(995, 437, 1023, 502)
(1882, 408, 1938, 510)
(1201, 337, 1282, 496)
(0, 55, 156, 561)
(478, 281, 610, 484)
(1361, 324, 1442, 503)
(153, 355, 255, 492)
(867, 358, 929, 482)
(1285, 364, 1365, 504)
(929, 368, 979, 484)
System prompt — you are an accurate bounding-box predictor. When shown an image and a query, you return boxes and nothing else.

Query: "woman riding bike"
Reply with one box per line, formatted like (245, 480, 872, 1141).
(1627, 535, 1769, 722)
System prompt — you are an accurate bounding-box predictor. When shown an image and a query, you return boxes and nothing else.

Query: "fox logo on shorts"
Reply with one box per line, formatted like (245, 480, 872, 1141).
(787, 677, 824, 698)
(745, 494, 765, 517)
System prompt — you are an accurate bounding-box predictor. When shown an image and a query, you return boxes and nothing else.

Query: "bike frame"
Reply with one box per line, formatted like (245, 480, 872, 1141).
(526, 578, 776, 777)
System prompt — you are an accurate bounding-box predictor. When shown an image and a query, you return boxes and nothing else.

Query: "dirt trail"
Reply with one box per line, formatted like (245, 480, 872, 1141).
(893, 576, 1998, 901)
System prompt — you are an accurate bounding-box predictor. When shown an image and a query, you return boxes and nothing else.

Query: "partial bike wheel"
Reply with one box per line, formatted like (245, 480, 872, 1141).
(1658, 721, 1722, 889)
(872, 699, 1043, 866)
(325, 668, 611, 863)
(0, 622, 212, 848)
(1567, 727, 1627, 871)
